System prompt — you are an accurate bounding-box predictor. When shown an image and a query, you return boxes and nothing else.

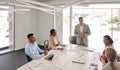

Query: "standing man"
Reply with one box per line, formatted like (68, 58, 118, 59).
(74, 17, 91, 46)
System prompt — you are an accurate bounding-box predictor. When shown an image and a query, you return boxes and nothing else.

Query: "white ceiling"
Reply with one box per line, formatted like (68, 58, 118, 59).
(1, 0, 120, 7)
(36, 0, 120, 4)
(0, 0, 120, 14)
(34, 0, 120, 7)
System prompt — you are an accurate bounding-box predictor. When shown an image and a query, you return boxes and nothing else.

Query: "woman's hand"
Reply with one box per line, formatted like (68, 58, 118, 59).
(56, 44, 59, 46)
(100, 56, 106, 65)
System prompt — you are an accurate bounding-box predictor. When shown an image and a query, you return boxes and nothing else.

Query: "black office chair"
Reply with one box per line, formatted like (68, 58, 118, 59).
(25, 54, 32, 62)
(44, 40, 49, 50)
(117, 54, 120, 62)
(38, 44, 46, 50)
(69, 36, 77, 44)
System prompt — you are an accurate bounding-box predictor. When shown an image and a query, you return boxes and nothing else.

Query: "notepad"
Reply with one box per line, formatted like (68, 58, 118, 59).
(72, 53, 86, 64)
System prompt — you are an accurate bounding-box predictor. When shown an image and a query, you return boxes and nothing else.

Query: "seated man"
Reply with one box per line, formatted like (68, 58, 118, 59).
(48, 29, 65, 50)
(25, 33, 48, 60)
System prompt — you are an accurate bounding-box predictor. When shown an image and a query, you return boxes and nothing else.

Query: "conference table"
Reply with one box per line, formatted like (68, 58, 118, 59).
(17, 44, 102, 70)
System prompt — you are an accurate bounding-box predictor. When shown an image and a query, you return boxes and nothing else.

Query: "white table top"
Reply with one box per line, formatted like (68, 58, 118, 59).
(17, 44, 102, 70)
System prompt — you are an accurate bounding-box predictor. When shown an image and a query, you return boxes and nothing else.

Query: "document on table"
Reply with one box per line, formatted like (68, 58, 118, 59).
(32, 61, 60, 70)
(32, 61, 48, 70)
(51, 52, 75, 68)
(88, 52, 99, 70)
(81, 47, 94, 52)
(16, 65, 32, 70)
(88, 65, 96, 70)
(56, 46, 64, 49)
(72, 53, 86, 64)
(88, 62, 98, 70)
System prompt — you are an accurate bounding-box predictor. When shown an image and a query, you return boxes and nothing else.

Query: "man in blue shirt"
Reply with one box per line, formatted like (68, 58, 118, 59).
(25, 33, 48, 60)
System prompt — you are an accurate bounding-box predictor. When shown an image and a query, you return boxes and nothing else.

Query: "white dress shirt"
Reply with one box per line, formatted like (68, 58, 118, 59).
(80, 24, 83, 33)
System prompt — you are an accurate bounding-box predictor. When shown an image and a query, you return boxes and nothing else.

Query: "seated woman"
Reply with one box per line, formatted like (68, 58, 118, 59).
(100, 35, 114, 63)
(48, 29, 65, 50)
(94, 48, 120, 70)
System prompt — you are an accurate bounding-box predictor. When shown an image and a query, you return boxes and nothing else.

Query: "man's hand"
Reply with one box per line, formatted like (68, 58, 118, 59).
(79, 33, 85, 38)
(94, 68, 98, 70)
(56, 44, 59, 46)
(44, 50, 48, 55)
(57, 48, 63, 50)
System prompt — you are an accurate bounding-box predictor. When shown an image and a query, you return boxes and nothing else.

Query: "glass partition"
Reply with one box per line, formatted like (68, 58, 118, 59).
(54, 4, 120, 52)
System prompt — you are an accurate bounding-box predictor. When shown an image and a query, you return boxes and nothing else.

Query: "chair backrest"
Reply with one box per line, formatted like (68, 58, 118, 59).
(38, 44, 46, 50)
(44, 40, 49, 50)
(118, 54, 120, 62)
(69, 36, 77, 44)
(26, 54, 32, 62)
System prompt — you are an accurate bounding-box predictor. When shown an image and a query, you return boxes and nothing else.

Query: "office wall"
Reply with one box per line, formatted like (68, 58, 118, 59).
(0, 0, 54, 50)
(15, 10, 54, 50)
(15, 9, 39, 50)
(37, 11, 54, 45)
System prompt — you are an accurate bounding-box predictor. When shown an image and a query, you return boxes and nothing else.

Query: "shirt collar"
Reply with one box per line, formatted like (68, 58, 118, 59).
(29, 42, 36, 45)
(80, 23, 84, 26)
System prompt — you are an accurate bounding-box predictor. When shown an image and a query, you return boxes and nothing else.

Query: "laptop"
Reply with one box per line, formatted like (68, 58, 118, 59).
(44, 54, 54, 61)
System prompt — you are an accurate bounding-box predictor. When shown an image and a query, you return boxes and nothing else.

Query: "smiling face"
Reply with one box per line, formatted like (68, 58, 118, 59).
(103, 37, 110, 46)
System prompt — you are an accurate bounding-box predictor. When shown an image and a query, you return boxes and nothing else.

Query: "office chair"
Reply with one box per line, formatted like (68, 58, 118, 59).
(38, 44, 46, 50)
(69, 36, 77, 44)
(118, 54, 120, 62)
(44, 40, 49, 50)
(25, 54, 32, 62)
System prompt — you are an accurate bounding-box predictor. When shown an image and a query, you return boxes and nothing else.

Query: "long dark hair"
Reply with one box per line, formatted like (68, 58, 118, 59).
(50, 29, 56, 36)
(104, 35, 113, 45)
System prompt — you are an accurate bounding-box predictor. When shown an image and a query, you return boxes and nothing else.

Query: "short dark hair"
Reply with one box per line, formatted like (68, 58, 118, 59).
(104, 35, 113, 45)
(27, 33, 33, 39)
(79, 17, 83, 20)
(50, 29, 55, 35)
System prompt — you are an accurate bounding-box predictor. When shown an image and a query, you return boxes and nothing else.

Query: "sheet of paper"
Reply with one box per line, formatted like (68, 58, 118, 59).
(17, 65, 31, 70)
(88, 65, 96, 70)
(32, 61, 48, 70)
(81, 47, 94, 52)
(72, 53, 86, 64)
(51, 52, 75, 68)
(56, 46, 64, 49)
